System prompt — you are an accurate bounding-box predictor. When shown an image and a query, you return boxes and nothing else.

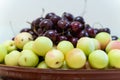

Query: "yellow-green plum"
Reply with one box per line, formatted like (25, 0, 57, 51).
(95, 32, 112, 50)
(5, 50, 21, 66)
(14, 32, 33, 49)
(108, 49, 120, 68)
(92, 38, 101, 50)
(106, 41, 120, 53)
(76, 37, 95, 56)
(0, 44, 7, 63)
(65, 48, 86, 69)
(3, 40, 17, 53)
(33, 36, 53, 56)
(61, 61, 69, 70)
(23, 41, 34, 50)
(18, 50, 39, 67)
(88, 50, 109, 69)
(45, 49, 64, 69)
(37, 61, 48, 69)
(57, 40, 74, 55)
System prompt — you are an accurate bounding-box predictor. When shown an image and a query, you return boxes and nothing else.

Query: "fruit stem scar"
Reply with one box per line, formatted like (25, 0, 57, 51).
(24, 57, 27, 62)
(56, 61, 59, 64)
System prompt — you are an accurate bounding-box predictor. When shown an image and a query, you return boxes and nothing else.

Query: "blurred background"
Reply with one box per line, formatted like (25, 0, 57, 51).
(0, 0, 120, 43)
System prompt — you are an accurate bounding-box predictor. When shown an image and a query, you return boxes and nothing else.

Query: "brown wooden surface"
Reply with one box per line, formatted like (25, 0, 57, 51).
(0, 64, 120, 80)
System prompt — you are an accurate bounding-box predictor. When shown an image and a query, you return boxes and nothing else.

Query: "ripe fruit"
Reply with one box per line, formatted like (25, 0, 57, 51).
(95, 32, 112, 50)
(76, 37, 95, 56)
(33, 36, 53, 56)
(112, 35, 118, 40)
(88, 50, 109, 69)
(44, 30, 58, 43)
(106, 41, 120, 53)
(62, 12, 74, 21)
(74, 16, 85, 24)
(57, 40, 74, 55)
(0, 44, 7, 63)
(57, 19, 70, 30)
(3, 40, 17, 53)
(39, 19, 53, 30)
(70, 21, 84, 33)
(5, 50, 21, 66)
(37, 61, 48, 69)
(14, 32, 33, 49)
(92, 38, 101, 50)
(65, 48, 86, 69)
(19, 12, 112, 46)
(18, 50, 39, 67)
(108, 49, 120, 68)
(23, 41, 34, 50)
(45, 49, 64, 69)
(45, 12, 55, 19)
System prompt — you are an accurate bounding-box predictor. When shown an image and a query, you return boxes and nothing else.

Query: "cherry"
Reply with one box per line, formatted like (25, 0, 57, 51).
(69, 37, 78, 47)
(44, 30, 58, 43)
(70, 21, 84, 33)
(112, 35, 118, 40)
(39, 19, 53, 30)
(62, 12, 74, 21)
(74, 16, 85, 24)
(45, 13, 55, 19)
(57, 19, 70, 30)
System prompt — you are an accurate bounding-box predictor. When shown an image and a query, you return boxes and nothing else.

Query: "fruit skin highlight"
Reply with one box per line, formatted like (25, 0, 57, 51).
(95, 32, 112, 50)
(33, 36, 53, 56)
(76, 37, 95, 56)
(88, 50, 109, 69)
(108, 49, 120, 68)
(57, 40, 74, 55)
(106, 41, 120, 53)
(45, 49, 64, 69)
(65, 48, 86, 69)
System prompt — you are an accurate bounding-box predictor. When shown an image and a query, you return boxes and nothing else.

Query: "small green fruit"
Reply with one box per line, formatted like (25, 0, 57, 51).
(3, 40, 17, 53)
(77, 37, 95, 56)
(37, 61, 48, 69)
(33, 36, 53, 56)
(95, 32, 111, 50)
(57, 40, 74, 55)
(45, 49, 64, 69)
(23, 41, 34, 50)
(65, 48, 86, 69)
(0, 44, 7, 63)
(108, 49, 120, 68)
(18, 50, 39, 67)
(89, 50, 109, 69)
(5, 50, 21, 66)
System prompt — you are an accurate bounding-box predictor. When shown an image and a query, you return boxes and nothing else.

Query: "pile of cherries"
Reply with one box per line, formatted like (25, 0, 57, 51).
(19, 12, 117, 47)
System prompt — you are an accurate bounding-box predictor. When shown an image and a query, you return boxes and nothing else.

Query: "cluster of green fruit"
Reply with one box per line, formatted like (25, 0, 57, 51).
(0, 31, 120, 70)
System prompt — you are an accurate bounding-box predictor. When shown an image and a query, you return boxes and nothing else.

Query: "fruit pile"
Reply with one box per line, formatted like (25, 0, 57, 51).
(0, 12, 120, 70)
(19, 12, 118, 47)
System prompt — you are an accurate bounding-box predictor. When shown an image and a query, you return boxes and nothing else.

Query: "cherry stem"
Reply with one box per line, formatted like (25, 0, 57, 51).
(41, 8, 45, 17)
(9, 21, 16, 36)
(26, 21, 31, 24)
(81, 0, 87, 17)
